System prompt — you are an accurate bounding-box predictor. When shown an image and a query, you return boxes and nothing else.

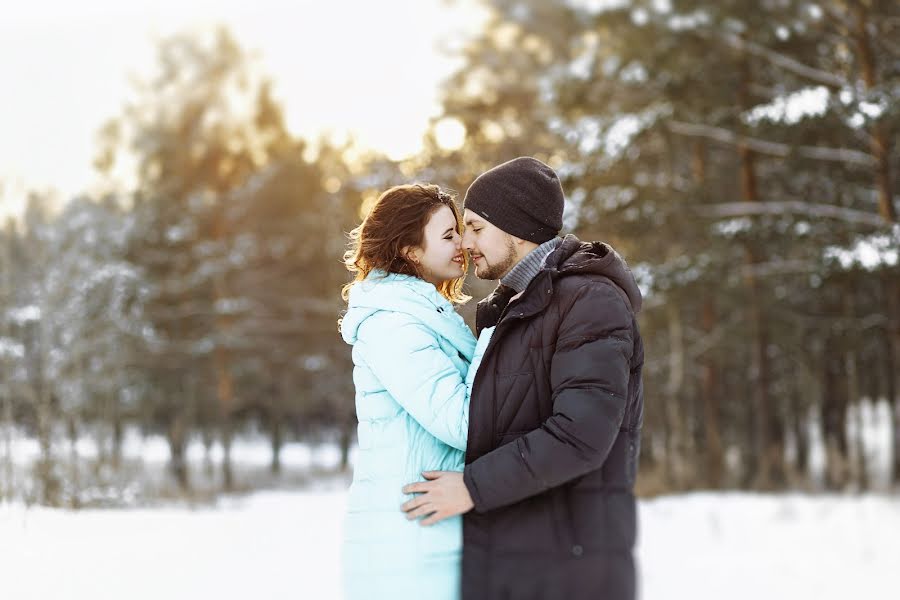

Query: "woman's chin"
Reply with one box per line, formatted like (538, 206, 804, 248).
(440, 267, 465, 282)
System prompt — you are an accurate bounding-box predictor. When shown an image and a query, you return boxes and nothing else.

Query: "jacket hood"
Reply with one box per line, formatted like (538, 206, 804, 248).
(340, 270, 476, 359)
(546, 234, 643, 313)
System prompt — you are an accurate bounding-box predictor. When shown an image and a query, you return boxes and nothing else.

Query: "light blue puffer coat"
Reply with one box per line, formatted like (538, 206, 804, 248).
(339, 270, 492, 600)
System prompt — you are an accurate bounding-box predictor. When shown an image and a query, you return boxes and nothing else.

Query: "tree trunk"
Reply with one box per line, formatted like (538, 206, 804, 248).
(665, 304, 689, 489)
(790, 383, 809, 486)
(1, 391, 12, 502)
(742, 194, 784, 489)
(67, 415, 81, 509)
(214, 346, 235, 490)
(701, 298, 723, 488)
(851, 1, 899, 486)
(737, 50, 783, 490)
(221, 419, 234, 491)
(339, 419, 354, 473)
(214, 345, 235, 490)
(270, 409, 283, 476)
(741, 365, 757, 489)
(882, 275, 900, 485)
(33, 335, 60, 507)
(202, 428, 215, 479)
(111, 411, 124, 471)
(691, 139, 723, 489)
(822, 338, 850, 490)
(844, 295, 868, 491)
(211, 209, 237, 492)
(852, 2, 896, 222)
(167, 402, 190, 492)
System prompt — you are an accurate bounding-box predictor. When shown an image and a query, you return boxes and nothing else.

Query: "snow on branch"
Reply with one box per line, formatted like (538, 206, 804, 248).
(0, 337, 25, 359)
(7, 305, 41, 325)
(825, 227, 900, 270)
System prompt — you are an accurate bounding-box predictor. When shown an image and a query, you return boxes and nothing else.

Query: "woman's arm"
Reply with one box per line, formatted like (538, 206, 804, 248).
(355, 311, 471, 451)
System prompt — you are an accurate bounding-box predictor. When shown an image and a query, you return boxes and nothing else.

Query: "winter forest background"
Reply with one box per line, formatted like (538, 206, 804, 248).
(1, 0, 899, 596)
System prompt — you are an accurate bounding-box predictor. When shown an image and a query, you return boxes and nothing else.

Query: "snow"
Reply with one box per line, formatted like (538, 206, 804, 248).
(2, 409, 897, 599)
(745, 86, 829, 126)
(825, 227, 900, 271)
(2, 487, 899, 599)
(0, 336, 25, 359)
(1, 489, 347, 600)
(639, 493, 900, 599)
(7, 304, 40, 325)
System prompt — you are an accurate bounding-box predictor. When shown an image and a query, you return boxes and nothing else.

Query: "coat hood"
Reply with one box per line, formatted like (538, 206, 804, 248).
(340, 270, 476, 360)
(546, 234, 643, 313)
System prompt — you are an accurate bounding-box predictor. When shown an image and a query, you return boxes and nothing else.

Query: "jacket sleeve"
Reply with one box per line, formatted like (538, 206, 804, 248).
(463, 282, 634, 513)
(355, 311, 470, 451)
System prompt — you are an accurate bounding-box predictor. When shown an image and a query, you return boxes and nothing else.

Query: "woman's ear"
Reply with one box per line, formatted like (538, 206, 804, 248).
(401, 245, 421, 265)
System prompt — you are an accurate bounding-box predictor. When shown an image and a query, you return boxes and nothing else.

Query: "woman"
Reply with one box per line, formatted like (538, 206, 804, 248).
(339, 184, 491, 599)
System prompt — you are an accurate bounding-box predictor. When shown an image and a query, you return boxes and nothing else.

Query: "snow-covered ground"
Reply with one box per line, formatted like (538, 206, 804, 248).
(2, 401, 898, 599)
(3, 488, 899, 600)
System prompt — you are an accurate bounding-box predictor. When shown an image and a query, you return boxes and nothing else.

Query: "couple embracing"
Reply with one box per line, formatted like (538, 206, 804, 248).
(339, 157, 644, 600)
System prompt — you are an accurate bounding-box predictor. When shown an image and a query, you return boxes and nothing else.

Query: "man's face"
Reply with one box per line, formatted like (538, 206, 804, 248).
(462, 209, 519, 280)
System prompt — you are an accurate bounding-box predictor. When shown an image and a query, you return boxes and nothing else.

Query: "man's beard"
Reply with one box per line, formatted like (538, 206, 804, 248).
(475, 237, 518, 280)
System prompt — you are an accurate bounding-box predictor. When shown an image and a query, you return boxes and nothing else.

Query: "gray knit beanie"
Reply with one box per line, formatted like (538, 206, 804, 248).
(463, 157, 564, 243)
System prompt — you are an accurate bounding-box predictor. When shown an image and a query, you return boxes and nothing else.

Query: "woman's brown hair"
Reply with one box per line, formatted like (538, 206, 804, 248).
(342, 184, 470, 304)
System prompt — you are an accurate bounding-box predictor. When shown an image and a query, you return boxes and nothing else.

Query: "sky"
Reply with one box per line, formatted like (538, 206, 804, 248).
(0, 0, 489, 221)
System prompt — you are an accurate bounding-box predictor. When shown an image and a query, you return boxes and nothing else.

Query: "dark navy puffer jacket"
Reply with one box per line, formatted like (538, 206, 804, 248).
(462, 234, 645, 600)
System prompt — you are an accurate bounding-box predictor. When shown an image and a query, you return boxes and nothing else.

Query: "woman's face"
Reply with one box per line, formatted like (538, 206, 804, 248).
(408, 205, 465, 286)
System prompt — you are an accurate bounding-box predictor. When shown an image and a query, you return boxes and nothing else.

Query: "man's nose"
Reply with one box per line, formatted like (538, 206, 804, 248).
(461, 230, 474, 251)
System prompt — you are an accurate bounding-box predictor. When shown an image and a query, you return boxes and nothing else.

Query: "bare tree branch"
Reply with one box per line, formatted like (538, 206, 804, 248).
(668, 121, 877, 167)
(738, 260, 819, 278)
(699, 201, 890, 228)
(720, 32, 849, 89)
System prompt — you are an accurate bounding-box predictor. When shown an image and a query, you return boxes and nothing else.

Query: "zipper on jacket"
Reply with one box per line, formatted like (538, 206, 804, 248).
(468, 272, 556, 450)
(466, 302, 530, 461)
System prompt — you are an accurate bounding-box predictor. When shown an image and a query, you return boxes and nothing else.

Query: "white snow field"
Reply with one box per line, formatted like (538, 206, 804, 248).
(2, 402, 898, 600)
(3, 489, 899, 600)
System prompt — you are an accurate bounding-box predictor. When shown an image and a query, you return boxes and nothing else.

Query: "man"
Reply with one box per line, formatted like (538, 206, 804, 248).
(402, 157, 645, 600)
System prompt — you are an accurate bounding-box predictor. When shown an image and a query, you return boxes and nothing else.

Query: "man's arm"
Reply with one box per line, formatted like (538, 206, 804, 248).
(464, 281, 634, 513)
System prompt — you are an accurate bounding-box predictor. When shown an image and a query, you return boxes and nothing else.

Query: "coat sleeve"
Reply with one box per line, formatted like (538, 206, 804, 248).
(355, 312, 470, 451)
(463, 282, 634, 513)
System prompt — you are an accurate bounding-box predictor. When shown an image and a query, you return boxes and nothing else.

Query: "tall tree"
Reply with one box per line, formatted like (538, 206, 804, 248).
(99, 27, 298, 490)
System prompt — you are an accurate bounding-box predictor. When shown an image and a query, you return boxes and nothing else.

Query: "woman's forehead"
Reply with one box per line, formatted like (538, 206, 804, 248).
(428, 205, 458, 229)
